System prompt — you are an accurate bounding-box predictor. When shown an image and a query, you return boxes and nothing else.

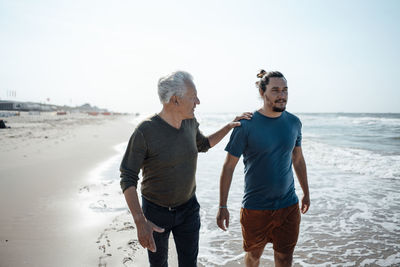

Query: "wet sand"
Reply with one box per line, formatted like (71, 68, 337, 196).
(0, 112, 154, 266)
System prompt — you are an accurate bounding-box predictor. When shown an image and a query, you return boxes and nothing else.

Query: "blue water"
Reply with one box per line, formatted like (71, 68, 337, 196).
(82, 112, 400, 266)
(300, 113, 400, 155)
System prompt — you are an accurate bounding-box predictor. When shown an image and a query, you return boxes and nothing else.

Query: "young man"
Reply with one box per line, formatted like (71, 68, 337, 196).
(216, 70, 310, 267)
(120, 70, 251, 267)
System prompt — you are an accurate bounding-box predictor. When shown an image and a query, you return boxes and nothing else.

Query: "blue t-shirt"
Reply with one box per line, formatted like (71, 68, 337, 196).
(225, 111, 302, 210)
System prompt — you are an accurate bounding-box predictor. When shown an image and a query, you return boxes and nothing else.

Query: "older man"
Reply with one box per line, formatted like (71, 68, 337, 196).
(120, 71, 251, 267)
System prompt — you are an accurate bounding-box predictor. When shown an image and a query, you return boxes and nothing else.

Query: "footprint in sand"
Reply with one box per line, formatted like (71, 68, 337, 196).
(99, 244, 106, 253)
(79, 185, 90, 193)
(127, 239, 139, 251)
(102, 180, 113, 186)
(117, 222, 135, 232)
(123, 257, 133, 265)
(96, 213, 140, 266)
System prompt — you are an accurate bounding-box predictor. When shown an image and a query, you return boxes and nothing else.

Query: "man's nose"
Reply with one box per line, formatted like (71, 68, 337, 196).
(277, 91, 288, 97)
(196, 96, 200, 105)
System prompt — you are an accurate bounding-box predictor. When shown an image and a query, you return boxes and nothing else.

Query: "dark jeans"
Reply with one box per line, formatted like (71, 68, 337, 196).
(142, 195, 201, 267)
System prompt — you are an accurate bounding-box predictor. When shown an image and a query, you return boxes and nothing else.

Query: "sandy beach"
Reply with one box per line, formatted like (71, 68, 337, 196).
(0, 112, 155, 267)
(2, 112, 399, 267)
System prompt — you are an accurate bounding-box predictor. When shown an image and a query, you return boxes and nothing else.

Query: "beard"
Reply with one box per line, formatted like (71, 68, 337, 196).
(265, 95, 287, 112)
(272, 106, 286, 112)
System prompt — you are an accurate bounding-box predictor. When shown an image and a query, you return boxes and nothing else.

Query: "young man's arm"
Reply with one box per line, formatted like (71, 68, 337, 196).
(292, 146, 310, 214)
(123, 186, 164, 252)
(216, 153, 240, 231)
(207, 112, 252, 147)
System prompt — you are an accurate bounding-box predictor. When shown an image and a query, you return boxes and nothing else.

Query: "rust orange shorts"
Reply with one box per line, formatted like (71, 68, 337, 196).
(240, 203, 301, 254)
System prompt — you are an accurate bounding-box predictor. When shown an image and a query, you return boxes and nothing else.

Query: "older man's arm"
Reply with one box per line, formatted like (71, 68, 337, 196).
(207, 112, 252, 147)
(120, 129, 164, 252)
(123, 186, 164, 253)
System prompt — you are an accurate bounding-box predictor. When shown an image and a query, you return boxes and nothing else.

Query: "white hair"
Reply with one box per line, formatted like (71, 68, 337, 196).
(157, 71, 193, 104)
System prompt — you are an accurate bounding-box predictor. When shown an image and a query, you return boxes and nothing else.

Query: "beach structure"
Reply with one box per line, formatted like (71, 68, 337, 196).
(0, 100, 55, 112)
(0, 100, 26, 111)
(0, 100, 110, 114)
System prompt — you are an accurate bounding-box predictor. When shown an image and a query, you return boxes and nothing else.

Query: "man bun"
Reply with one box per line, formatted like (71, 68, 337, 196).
(257, 69, 266, 78)
(255, 69, 286, 92)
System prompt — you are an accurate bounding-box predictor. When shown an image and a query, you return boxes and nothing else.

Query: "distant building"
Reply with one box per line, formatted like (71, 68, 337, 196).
(0, 100, 27, 111)
(0, 100, 55, 111)
(0, 100, 110, 113)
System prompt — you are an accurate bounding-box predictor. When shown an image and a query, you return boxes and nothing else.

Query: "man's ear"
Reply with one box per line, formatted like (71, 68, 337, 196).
(259, 88, 265, 97)
(171, 95, 179, 105)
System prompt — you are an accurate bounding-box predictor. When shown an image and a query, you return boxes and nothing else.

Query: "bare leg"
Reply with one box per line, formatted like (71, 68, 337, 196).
(244, 247, 264, 267)
(274, 250, 293, 267)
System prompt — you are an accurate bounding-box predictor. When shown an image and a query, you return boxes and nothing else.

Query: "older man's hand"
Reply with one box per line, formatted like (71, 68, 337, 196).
(230, 112, 253, 128)
(135, 217, 164, 252)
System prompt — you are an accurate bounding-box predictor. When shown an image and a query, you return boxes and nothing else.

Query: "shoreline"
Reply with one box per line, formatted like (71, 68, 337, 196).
(2, 112, 399, 266)
(0, 113, 143, 266)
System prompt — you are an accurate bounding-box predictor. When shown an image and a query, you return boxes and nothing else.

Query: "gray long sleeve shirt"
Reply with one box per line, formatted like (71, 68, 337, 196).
(120, 114, 210, 207)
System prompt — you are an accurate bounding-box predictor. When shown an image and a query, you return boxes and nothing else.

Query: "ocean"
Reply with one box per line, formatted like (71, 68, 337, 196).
(80, 112, 400, 266)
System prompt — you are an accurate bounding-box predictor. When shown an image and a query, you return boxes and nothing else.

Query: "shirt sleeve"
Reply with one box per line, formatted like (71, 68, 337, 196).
(196, 127, 211, 152)
(295, 120, 302, 147)
(225, 124, 247, 158)
(120, 128, 147, 192)
(193, 118, 210, 152)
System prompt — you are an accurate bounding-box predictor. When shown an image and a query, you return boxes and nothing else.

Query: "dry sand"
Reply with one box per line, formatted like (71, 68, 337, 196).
(0, 112, 160, 267)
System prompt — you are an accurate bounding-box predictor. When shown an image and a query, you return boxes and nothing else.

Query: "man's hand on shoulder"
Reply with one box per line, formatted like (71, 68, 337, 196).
(230, 112, 253, 128)
(208, 112, 253, 147)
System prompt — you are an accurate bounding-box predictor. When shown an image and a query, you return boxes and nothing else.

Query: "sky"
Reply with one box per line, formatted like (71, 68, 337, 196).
(1, 0, 399, 113)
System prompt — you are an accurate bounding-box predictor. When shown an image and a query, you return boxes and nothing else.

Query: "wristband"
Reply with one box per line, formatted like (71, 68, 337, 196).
(219, 205, 228, 209)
